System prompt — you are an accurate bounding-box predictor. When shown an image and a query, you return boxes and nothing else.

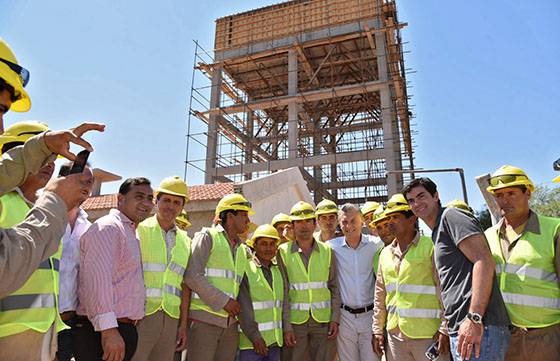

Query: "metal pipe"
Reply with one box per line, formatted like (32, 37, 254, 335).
(386, 168, 469, 204)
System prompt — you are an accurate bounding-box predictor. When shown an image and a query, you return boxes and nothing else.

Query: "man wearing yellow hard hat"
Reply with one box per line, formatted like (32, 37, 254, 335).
(238, 224, 288, 361)
(372, 194, 450, 361)
(279, 201, 340, 361)
(271, 212, 293, 243)
(175, 210, 191, 231)
(485, 165, 560, 361)
(0, 37, 105, 298)
(185, 193, 254, 361)
(0, 121, 70, 360)
(361, 201, 380, 235)
(445, 199, 474, 215)
(314, 199, 338, 243)
(134, 176, 192, 361)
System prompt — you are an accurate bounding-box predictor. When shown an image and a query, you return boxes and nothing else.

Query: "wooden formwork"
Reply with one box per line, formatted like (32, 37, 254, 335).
(215, 0, 390, 51)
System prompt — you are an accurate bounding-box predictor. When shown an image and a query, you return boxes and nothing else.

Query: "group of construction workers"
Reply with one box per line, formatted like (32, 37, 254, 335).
(1, 36, 559, 361)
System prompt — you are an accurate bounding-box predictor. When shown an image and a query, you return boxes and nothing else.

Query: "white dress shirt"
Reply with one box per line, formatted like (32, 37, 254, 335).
(330, 234, 383, 308)
(58, 208, 91, 313)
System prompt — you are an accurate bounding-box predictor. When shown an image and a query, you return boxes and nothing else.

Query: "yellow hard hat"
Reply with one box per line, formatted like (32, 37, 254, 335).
(0, 38, 31, 112)
(215, 193, 255, 216)
(0, 120, 48, 154)
(369, 205, 390, 228)
(271, 212, 291, 227)
(361, 201, 380, 216)
(156, 176, 189, 201)
(487, 165, 534, 193)
(175, 210, 191, 230)
(445, 199, 474, 214)
(554, 175, 560, 183)
(315, 198, 338, 216)
(246, 224, 280, 248)
(384, 193, 411, 216)
(289, 201, 316, 221)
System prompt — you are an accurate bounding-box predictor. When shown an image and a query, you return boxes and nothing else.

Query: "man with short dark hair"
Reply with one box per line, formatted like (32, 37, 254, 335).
(485, 165, 560, 361)
(185, 193, 253, 361)
(74, 177, 154, 361)
(314, 199, 338, 242)
(402, 178, 511, 361)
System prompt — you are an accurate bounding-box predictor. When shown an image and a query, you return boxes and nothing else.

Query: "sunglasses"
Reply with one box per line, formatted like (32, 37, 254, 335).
(488, 174, 527, 187)
(291, 209, 315, 217)
(232, 201, 252, 208)
(0, 57, 30, 87)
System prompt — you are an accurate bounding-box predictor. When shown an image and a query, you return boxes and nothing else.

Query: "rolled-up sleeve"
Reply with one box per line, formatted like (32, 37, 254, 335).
(0, 134, 54, 195)
(0, 191, 67, 298)
(79, 223, 119, 331)
(184, 231, 230, 312)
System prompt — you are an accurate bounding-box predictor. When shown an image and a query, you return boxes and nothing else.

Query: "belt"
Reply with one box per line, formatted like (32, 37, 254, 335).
(341, 303, 374, 314)
(60, 310, 77, 322)
(76, 315, 140, 327)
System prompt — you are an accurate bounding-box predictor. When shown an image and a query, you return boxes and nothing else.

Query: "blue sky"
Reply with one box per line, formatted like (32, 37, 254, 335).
(1, 0, 558, 212)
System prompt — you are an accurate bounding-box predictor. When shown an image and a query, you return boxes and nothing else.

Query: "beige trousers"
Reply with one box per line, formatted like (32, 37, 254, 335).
(337, 310, 379, 361)
(132, 311, 179, 361)
(386, 331, 450, 361)
(506, 323, 560, 361)
(282, 318, 336, 361)
(186, 320, 238, 361)
(0, 325, 56, 361)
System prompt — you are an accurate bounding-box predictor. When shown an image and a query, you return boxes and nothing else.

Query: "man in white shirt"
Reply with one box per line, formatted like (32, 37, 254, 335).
(57, 163, 94, 361)
(330, 204, 383, 361)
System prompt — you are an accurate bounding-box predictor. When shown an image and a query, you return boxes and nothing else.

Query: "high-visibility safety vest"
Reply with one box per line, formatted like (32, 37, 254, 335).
(0, 191, 66, 338)
(485, 214, 560, 328)
(189, 227, 249, 318)
(278, 240, 332, 324)
(239, 259, 284, 350)
(138, 216, 191, 319)
(380, 235, 441, 339)
(373, 245, 384, 276)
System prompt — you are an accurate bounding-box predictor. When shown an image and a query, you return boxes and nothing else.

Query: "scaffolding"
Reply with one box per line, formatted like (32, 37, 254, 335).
(185, 0, 415, 205)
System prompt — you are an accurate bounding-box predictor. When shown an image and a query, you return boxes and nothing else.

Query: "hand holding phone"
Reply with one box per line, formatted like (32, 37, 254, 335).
(425, 340, 440, 360)
(59, 150, 90, 177)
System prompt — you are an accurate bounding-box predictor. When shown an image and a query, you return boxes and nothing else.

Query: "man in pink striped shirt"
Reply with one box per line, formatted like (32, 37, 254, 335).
(74, 177, 154, 361)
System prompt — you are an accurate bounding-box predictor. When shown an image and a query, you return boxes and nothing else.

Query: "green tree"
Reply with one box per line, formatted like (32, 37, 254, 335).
(530, 185, 560, 217)
(476, 206, 492, 230)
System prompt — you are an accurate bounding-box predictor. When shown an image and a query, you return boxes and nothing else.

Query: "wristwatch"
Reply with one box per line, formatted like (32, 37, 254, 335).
(467, 312, 483, 324)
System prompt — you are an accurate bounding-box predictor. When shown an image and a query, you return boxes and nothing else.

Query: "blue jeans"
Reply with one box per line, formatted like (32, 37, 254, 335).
(449, 325, 510, 361)
(239, 345, 281, 361)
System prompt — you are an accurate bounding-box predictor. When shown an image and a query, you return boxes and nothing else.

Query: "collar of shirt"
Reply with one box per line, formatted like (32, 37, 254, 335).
(290, 239, 320, 254)
(109, 209, 136, 229)
(213, 223, 238, 247)
(252, 252, 278, 267)
(389, 231, 420, 257)
(498, 210, 537, 243)
(340, 234, 370, 249)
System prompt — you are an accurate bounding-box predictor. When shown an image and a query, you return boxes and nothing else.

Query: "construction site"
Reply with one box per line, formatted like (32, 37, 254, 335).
(185, 0, 415, 205)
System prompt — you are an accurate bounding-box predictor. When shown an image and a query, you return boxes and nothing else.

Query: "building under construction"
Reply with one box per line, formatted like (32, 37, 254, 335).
(185, 0, 415, 204)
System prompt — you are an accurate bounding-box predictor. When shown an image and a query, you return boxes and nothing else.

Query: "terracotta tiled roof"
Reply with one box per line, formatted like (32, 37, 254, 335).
(189, 183, 234, 201)
(82, 194, 117, 211)
(81, 183, 235, 211)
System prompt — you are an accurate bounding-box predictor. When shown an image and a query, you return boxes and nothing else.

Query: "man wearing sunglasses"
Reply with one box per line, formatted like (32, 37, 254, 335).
(484, 165, 560, 361)
(185, 193, 253, 361)
(402, 178, 511, 361)
(279, 201, 340, 361)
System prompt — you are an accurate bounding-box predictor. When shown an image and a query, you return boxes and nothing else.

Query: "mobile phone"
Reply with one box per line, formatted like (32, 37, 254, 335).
(59, 150, 90, 176)
(425, 340, 439, 360)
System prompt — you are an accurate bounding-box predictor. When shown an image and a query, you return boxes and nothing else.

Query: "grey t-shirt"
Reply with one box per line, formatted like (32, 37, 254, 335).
(432, 207, 510, 335)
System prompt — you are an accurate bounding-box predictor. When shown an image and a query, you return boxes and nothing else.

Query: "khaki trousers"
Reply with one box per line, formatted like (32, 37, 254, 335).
(282, 318, 336, 361)
(337, 310, 379, 361)
(506, 323, 560, 361)
(386, 331, 450, 361)
(132, 311, 179, 361)
(186, 320, 238, 361)
(0, 325, 56, 361)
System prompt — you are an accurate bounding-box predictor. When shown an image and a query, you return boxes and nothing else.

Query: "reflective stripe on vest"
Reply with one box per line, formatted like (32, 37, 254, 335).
(279, 240, 332, 324)
(239, 259, 284, 350)
(138, 216, 191, 319)
(380, 235, 441, 339)
(189, 227, 248, 319)
(0, 191, 65, 337)
(485, 214, 560, 328)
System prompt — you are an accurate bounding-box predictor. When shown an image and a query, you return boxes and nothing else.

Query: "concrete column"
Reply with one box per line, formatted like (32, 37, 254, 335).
(288, 49, 298, 159)
(244, 111, 254, 180)
(204, 65, 223, 184)
(375, 32, 399, 195)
